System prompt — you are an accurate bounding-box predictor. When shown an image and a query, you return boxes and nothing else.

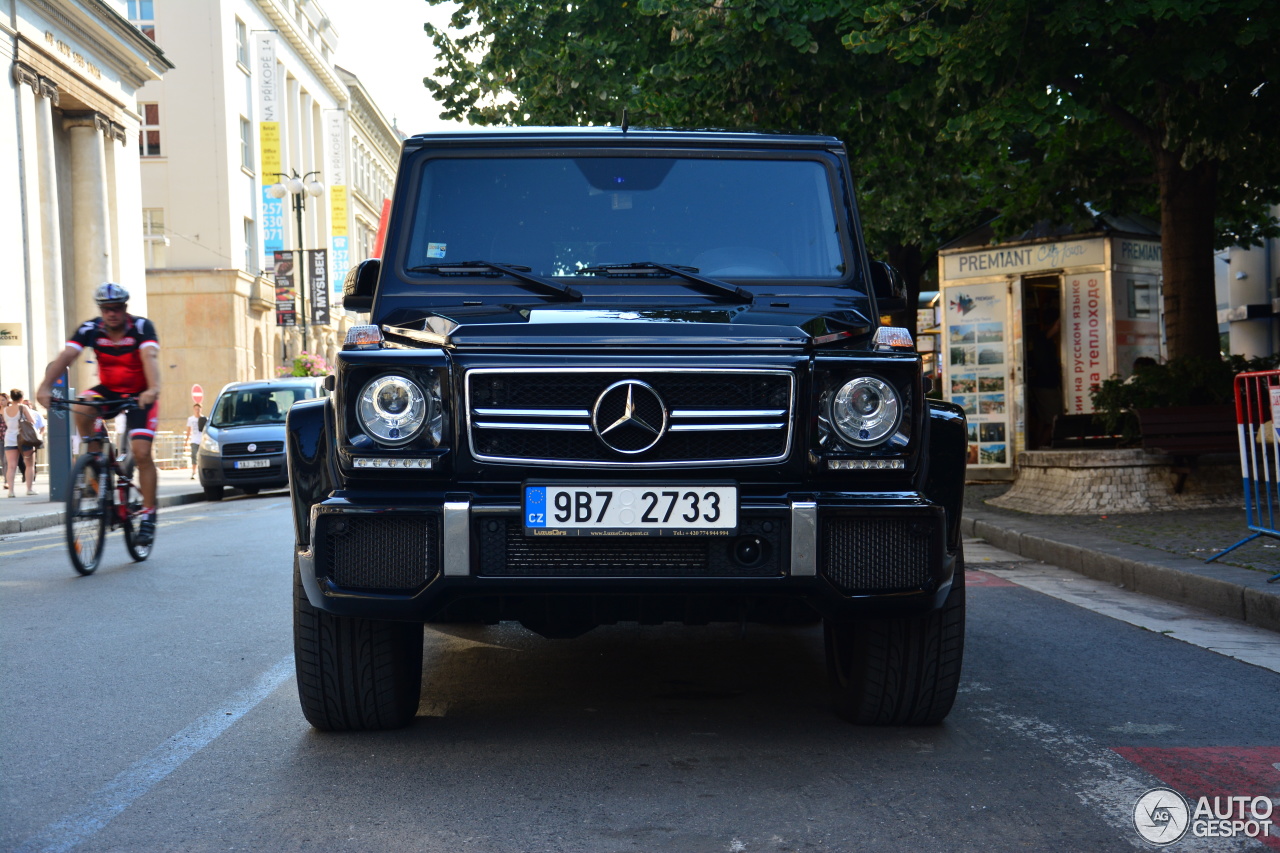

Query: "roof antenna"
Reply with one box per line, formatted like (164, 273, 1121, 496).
(621, 107, 629, 134)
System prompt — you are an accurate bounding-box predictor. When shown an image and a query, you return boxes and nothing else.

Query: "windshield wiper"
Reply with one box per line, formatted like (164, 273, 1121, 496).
(407, 261, 582, 302)
(575, 262, 754, 304)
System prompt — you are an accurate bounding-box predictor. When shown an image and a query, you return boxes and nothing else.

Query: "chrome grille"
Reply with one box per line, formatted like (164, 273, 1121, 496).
(467, 368, 794, 466)
(223, 441, 284, 457)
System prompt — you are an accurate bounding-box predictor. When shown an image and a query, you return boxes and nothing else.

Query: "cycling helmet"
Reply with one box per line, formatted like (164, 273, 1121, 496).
(94, 282, 130, 305)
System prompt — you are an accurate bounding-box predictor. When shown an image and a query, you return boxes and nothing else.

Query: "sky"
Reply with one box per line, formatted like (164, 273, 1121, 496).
(320, 0, 466, 133)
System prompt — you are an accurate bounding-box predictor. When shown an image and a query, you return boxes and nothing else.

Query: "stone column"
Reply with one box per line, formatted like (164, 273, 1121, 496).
(34, 79, 66, 358)
(11, 62, 45, 387)
(63, 114, 114, 330)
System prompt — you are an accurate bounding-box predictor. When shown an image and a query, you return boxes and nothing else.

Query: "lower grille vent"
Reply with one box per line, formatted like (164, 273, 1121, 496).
(476, 517, 786, 578)
(322, 514, 439, 591)
(821, 516, 936, 593)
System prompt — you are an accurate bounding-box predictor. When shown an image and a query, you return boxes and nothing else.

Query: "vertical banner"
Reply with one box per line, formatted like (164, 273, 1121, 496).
(943, 281, 1011, 468)
(373, 197, 392, 257)
(274, 250, 296, 326)
(1064, 275, 1110, 415)
(256, 33, 283, 268)
(309, 249, 329, 325)
(323, 109, 350, 291)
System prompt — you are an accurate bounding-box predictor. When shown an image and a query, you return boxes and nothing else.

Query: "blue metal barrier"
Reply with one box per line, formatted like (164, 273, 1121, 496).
(1208, 369, 1280, 581)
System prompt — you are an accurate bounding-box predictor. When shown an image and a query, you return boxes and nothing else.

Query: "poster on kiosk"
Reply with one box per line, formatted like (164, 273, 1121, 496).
(943, 282, 1011, 469)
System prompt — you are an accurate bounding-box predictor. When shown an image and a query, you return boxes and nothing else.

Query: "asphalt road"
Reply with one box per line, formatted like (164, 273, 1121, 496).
(2, 496, 1277, 852)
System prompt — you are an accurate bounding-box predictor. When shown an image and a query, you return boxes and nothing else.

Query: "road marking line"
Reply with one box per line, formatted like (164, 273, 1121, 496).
(0, 517, 204, 557)
(14, 655, 295, 853)
(960, 686, 1250, 851)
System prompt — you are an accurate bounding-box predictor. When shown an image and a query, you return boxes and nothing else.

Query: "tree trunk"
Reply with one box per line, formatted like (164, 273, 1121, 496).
(886, 243, 926, 337)
(1157, 153, 1220, 360)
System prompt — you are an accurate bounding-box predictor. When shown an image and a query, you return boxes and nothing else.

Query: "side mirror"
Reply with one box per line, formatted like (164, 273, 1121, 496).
(869, 261, 908, 313)
(343, 258, 380, 312)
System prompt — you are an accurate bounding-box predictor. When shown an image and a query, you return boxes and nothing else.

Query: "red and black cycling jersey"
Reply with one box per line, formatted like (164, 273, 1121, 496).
(67, 315, 159, 395)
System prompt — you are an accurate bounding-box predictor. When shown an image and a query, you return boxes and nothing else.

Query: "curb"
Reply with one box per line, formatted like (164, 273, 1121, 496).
(962, 511, 1280, 634)
(0, 491, 206, 536)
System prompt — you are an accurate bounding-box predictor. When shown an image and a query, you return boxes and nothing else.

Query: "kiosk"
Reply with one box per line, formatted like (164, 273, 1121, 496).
(938, 228, 1163, 479)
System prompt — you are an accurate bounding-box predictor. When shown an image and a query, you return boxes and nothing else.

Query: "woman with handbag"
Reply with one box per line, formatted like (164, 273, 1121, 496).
(4, 389, 41, 497)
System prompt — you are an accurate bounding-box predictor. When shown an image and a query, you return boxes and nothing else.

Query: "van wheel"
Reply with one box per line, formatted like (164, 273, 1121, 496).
(293, 560, 423, 731)
(824, 553, 965, 725)
(203, 485, 223, 501)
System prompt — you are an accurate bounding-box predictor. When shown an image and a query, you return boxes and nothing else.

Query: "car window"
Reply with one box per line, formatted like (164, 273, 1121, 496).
(405, 156, 845, 280)
(210, 387, 313, 427)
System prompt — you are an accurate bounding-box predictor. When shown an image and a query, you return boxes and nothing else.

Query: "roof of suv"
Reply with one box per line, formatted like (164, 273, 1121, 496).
(403, 126, 844, 151)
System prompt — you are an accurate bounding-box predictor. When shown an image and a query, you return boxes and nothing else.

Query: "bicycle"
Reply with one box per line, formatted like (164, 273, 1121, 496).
(52, 398, 154, 574)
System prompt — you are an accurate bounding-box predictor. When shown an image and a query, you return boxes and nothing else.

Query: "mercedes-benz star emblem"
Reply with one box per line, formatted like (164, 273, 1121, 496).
(592, 380, 668, 454)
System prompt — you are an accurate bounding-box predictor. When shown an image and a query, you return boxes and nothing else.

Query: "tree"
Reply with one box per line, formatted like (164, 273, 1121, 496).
(844, 0, 1280, 359)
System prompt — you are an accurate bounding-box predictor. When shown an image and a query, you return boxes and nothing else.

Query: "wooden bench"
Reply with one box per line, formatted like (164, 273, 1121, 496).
(1134, 404, 1238, 492)
(1050, 413, 1124, 449)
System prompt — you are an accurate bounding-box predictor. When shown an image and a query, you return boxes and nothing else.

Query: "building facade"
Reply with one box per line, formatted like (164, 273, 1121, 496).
(335, 64, 397, 288)
(2, 0, 170, 398)
(130, 0, 399, 434)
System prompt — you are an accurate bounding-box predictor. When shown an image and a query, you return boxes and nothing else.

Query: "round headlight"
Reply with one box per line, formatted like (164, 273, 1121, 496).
(831, 377, 901, 447)
(357, 375, 430, 446)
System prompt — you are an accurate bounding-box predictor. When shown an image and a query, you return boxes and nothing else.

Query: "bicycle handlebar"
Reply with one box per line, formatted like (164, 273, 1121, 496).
(49, 397, 140, 412)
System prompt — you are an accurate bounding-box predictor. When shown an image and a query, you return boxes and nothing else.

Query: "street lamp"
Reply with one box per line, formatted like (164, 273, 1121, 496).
(268, 169, 324, 353)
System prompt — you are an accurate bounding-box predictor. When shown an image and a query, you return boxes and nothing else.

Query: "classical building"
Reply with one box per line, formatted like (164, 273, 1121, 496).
(335, 65, 397, 276)
(129, 0, 399, 434)
(2, 0, 171, 398)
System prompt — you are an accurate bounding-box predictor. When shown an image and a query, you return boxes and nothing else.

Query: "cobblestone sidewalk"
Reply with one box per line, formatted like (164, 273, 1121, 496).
(966, 482, 1280, 576)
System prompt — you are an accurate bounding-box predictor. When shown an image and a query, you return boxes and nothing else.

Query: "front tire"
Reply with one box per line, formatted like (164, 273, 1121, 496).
(293, 560, 423, 731)
(203, 485, 223, 501)
(824, 553, 966, 725)
(66, 455, 106, 576)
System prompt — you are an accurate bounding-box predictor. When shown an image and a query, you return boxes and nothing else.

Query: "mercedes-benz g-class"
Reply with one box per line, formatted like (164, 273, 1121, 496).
(287, 127, 968, 731)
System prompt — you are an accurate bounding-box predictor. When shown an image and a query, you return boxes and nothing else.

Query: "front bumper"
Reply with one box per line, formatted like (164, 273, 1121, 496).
(198, 451, 288, 489)
(297, 490, 957, 624)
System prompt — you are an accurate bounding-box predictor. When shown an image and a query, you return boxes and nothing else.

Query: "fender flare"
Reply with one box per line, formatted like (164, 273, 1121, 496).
(286, 397, 336, 547)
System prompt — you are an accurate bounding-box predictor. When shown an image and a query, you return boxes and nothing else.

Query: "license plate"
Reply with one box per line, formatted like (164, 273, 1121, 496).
(524, 484, 737, 536)
(234, 459, 270, 469)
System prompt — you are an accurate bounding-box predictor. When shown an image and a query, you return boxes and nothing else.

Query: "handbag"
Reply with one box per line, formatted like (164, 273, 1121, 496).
(17, 407, 43, 451)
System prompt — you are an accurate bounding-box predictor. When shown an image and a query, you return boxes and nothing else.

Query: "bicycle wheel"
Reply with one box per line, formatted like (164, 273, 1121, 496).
(67, 454, 107, 575)
(119, 461, 152, 562)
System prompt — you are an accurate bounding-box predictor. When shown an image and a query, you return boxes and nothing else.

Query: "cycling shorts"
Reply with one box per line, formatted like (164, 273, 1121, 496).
(82, 386, 159, 443)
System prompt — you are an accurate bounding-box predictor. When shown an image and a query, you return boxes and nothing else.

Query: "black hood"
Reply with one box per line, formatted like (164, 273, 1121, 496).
(380, 302, 874, 349)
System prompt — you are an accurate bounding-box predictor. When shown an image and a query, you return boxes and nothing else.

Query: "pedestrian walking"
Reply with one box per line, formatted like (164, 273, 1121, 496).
(184, 402, 205, 479)
(4, 389, 41, 497)
(20, 401, 47, 493)
(0, 391, 8, 484)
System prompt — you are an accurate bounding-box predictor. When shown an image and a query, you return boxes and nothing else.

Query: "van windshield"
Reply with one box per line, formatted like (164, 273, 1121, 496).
(405, 156, 846, 280)
(211, 387, 313, 427)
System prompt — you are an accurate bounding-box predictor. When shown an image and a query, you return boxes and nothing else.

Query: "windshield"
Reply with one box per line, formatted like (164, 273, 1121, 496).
(405, 156, 845, 280)
(211, 387, 313, 427)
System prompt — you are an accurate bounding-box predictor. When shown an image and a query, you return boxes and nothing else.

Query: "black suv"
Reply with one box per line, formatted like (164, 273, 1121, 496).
(287, 127, 968, 731)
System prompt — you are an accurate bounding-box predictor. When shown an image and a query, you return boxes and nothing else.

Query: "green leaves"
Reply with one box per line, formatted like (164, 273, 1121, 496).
(420, 0, 1280, 355)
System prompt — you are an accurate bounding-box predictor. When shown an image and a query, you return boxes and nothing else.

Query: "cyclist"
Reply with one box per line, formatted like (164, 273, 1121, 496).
(37, 282, 162, 545)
